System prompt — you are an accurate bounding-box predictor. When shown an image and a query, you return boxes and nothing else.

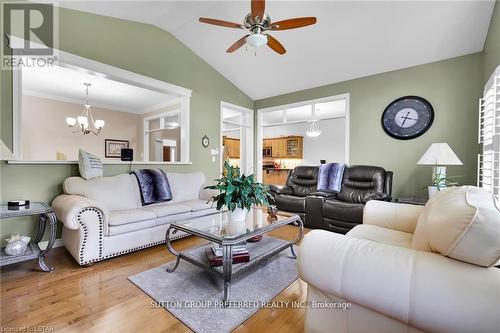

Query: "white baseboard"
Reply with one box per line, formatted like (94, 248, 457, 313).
(38, 238, 64, 250)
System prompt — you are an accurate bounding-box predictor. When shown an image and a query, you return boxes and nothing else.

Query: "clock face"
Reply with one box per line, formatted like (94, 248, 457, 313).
(382, 96, 434, 140)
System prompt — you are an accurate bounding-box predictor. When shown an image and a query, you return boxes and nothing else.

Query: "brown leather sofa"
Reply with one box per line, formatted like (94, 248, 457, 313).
(269, 165, 393, 233)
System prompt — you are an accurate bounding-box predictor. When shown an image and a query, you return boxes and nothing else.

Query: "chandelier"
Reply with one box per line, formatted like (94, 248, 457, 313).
(65, 83, 105, 135)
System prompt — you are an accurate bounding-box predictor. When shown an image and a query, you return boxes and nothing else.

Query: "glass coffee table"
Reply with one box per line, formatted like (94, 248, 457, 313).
(165, 208, 303, 302)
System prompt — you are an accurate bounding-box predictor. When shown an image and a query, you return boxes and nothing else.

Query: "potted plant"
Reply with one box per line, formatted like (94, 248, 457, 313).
(205, 161, 272, 222)
(427, 174, 459, 198)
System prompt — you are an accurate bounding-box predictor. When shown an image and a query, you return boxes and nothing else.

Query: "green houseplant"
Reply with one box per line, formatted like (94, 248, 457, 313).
(427, 174, 459, 198)
(205, 161, 272, 221)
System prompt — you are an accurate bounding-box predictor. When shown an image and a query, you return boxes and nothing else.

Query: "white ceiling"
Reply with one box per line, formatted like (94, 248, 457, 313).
(58, 1, 495, 100)
(22, 62, 178, 113)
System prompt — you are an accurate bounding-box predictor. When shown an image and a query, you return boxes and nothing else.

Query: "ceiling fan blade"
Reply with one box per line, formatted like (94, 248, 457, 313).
(199, 17, 243, 29)
(227, 35, 249, 53)
(271, 17, 317, 30)
(251, 0, 265, 20)
(266, 35, 286, 55)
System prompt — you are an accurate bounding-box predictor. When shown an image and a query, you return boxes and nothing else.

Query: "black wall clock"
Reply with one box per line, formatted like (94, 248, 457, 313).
(201, 135, 210, 148)
(381, 96, 434, 140)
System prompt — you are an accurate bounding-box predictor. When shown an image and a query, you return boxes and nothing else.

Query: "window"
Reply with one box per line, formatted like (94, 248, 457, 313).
(478, 66, 500, 201)
(144, 110, 182, 162)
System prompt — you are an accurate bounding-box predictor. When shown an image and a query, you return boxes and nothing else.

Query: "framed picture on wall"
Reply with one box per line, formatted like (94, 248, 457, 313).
(105, 139, 129, 158)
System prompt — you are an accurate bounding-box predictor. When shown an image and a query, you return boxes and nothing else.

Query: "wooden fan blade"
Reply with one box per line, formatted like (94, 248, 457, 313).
(271, 17, 317, 30)
(266, 35, 286, 55)
(251, 0, 265, 20)
(199, 17, 243, 29)
(227, 35, 249, 53)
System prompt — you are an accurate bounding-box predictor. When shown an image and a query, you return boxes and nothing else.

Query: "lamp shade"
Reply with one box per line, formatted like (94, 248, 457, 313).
(417, 143, 463, 165)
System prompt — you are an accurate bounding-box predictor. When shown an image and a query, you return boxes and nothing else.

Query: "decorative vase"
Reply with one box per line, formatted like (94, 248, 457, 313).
(428, 186, 439, 198)
(5, 240, 28, 256)
(229, 207, 247, 222)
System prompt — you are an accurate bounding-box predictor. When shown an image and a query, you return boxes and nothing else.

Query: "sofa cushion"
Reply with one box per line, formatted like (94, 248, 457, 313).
(108, 219, 157, 236)
(64, 174, 142, 211)
(337, 165, 386, 203)
(143, 203, 191, 218)
(181, 200, 214, 212)
(412, 186, 500, 267)
(167, 172, 206, 203)
(275, 195, 306, 213)
(348, 224, 413, 249)
(323, 199, 364, 223)
(108, 209, 156, 226)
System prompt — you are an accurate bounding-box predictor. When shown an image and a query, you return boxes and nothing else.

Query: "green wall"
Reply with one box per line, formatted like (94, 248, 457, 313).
(0, 3, 498, 244)
(255, 53, 483, 198)
(483, 1, 500, 83)
(0, 7, 253, 243)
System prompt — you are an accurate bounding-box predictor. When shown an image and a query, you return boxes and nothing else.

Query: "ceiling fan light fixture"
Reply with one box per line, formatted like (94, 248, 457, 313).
(246, 33, 268, 48)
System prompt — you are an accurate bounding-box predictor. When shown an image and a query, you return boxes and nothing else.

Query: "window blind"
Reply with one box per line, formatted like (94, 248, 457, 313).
(478, 66, 500, 201)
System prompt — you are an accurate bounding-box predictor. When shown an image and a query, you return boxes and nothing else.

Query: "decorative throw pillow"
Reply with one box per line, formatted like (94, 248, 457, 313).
(412, 186, 500, 267)
(78, 149, 103, 180)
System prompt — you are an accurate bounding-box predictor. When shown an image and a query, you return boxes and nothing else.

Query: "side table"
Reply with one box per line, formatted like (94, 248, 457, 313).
(395, 197, 428, 206)
(0, 202, 57, 272)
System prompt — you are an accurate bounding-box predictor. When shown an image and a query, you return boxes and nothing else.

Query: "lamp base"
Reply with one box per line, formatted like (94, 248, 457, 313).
(432, 166, 447, 186)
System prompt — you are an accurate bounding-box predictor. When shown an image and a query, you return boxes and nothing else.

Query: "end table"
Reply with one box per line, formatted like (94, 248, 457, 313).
(0, 202, 57, 272)
(395, 197, 428, 206)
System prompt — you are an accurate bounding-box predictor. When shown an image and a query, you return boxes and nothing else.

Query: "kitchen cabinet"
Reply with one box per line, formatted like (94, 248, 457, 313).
(262, 169, 289, 185)
(223, 137, 240, 158)
(262, 136, 303, 159)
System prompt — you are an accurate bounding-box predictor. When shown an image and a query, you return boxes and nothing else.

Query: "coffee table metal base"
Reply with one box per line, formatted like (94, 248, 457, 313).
(165, 220, 303, 303)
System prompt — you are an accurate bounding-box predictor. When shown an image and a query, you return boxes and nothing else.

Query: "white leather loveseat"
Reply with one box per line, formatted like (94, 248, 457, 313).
(52, 172, 216, 265)
(298, 186, 500, 333)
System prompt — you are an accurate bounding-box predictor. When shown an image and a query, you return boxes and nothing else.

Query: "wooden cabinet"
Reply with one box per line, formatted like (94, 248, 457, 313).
(263, 136, 303, 159)
(262, 169, 289, 185)
(223, 137, 240, 158)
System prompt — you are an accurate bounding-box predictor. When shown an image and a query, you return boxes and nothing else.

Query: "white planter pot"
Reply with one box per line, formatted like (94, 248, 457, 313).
(229, 207, 247, 222)
(428, 186, 439, 198)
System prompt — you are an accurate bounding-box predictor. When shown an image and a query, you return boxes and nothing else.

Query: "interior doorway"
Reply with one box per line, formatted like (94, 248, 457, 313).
(220, 102, 254, 175)
(256, 94, 350, 183)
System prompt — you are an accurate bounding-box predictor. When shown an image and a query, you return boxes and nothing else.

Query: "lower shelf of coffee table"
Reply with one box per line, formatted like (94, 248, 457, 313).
(177, 236, 292, 276)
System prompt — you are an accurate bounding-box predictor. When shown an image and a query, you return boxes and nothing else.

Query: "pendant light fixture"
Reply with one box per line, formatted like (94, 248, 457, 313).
(306, 106, 321, 137)
(66, 83, 105, 135)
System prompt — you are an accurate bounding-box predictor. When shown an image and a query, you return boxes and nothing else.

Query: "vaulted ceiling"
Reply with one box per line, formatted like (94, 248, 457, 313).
(59, 1, 495, 100)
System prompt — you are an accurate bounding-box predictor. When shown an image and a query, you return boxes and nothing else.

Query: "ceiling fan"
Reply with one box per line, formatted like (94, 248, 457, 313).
(199, 0, 317, 55)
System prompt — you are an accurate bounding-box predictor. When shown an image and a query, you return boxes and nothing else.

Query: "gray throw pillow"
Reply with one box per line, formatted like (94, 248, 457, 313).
(78, 149, 103, 180)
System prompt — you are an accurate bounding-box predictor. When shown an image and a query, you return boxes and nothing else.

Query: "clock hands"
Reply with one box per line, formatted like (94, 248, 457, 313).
(401, 111, 417, 127)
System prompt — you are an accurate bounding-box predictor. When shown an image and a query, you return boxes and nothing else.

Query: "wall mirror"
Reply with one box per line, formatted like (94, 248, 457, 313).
(11, 47, 191, 164)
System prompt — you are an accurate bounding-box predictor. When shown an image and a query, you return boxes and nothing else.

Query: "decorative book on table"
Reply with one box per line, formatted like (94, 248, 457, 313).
(205, 248, 250, 267)
(211, 242, 248, 256)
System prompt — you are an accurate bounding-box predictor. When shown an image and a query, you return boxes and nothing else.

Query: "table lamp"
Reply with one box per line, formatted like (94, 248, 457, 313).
(417, 143, 462, 193)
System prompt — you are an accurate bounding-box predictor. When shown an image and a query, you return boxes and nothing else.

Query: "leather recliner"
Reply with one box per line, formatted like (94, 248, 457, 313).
(270, 165, 393, 233)
(312, 166, 393, 234)
(269, 166, 319, 224)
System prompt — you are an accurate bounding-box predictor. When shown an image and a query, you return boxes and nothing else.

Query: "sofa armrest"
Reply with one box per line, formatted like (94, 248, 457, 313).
(52, 194, 108, 230)
(363, 200, 423, 234)
(298, 230, 500, 333)
(363, 192, 391, 203)
(269, 184, 293, 195)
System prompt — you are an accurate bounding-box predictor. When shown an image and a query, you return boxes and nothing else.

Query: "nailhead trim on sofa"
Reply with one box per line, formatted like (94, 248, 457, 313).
(76, 207, 187, 266)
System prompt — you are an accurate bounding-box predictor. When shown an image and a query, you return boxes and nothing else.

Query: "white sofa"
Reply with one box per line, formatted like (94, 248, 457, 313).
(52, 172, 217, 265)
(298, 186, 500, 333)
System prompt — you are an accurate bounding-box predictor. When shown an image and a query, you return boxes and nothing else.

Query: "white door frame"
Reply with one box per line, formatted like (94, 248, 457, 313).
(220, 101, 254, 175)
(256, 93, 350, 182)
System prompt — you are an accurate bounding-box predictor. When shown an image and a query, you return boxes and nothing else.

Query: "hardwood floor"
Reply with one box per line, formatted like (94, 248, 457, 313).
(1, 225, 310, 333)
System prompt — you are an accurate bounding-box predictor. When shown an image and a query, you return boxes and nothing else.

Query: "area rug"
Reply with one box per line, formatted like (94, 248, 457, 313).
(128, 236, 299, 333)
